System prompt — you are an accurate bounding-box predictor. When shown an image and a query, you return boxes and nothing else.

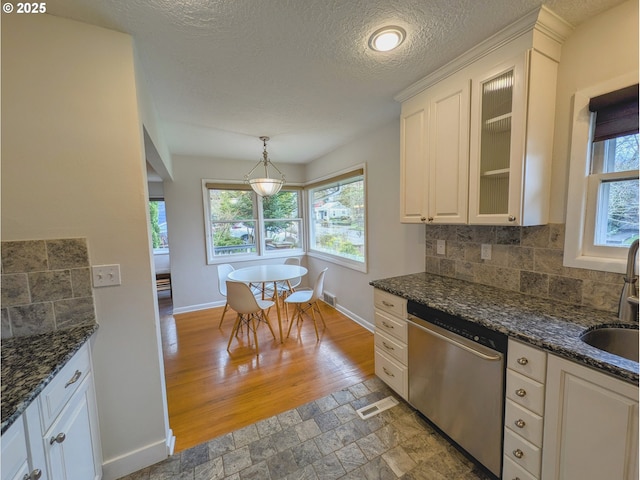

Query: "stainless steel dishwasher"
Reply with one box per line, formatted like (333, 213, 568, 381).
(407, 301, 507, 478)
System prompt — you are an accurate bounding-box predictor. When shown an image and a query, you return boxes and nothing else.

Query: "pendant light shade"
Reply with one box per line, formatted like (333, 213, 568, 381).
(244, 136, 285, 197)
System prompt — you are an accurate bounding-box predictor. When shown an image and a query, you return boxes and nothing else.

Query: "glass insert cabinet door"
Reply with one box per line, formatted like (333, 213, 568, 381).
(469, 55, 526, 225)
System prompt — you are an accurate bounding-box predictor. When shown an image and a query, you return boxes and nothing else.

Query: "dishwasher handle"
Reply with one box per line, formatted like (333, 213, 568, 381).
(408, 315, 502, 361)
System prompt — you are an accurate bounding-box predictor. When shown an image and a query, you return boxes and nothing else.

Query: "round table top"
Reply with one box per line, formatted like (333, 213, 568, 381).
(227, 264, 308, 283)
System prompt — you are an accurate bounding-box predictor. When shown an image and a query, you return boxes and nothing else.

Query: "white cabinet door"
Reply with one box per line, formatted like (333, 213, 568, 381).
(542, 355, 639, 480)
(400, 89, 428, 223)
(427, 76, 470, 224)
(1, 418, 30, 480)
(45, 374, 102, 480)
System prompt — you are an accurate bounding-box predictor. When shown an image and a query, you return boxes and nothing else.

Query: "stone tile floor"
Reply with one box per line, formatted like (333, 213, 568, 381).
(118, 378, 492, 479)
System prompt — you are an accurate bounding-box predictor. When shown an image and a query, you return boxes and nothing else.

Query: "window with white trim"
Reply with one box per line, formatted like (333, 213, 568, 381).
(307, 168, 367, 272)
(564, 79, 639, 273)
(203, 183, 303, 263)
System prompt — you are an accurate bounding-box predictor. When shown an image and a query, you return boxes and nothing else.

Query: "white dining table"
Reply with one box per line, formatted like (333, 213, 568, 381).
(227, 264, 308, 343)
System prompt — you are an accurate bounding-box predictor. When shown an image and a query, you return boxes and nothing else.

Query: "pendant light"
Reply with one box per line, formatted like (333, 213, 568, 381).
(244, 136, 285, 197)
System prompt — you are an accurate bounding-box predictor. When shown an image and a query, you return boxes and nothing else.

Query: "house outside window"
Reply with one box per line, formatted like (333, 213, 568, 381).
(307, 167, 367, 272)
(564, 78, 639, 273)
(203, 183, 303, 263)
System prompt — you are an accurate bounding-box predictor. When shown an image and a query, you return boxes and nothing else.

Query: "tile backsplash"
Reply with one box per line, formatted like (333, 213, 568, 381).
(1, 238, 96, 338)
(425, 224, 624, 314)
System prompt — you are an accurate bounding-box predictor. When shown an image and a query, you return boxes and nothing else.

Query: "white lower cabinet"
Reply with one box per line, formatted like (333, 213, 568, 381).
(1, 343, 102, 480)
(1, 416, 32, 480)
(541, 354, 639, 480)
(373, 289, 408, 399)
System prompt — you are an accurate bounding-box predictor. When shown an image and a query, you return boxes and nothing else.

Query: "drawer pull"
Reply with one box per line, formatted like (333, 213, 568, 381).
(515, 388, 527, 397)
(65, 369, 82, 388)
(50, 432, 66, 445)
(28, 470, 42, 480)
(517, 357, 529, 365)
(381, 300, 395, 308)
(382, 367, 395, 378)
(382, 341, 395, 351)
(381, 321, 394, 329)
(513, 448, 524, 459)
(514, 418, 526, 428)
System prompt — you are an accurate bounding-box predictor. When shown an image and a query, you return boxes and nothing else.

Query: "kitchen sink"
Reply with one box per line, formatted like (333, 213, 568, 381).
(580, 325, 639, 362)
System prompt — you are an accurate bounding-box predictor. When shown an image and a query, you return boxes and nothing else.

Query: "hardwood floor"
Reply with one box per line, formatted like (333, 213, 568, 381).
(158, 292, 375, 453)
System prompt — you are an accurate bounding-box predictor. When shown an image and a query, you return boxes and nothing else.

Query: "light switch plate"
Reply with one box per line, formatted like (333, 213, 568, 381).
(436, 240, 446, 255)
(481, 244, 492, 260)
(92, 264, 121, 287)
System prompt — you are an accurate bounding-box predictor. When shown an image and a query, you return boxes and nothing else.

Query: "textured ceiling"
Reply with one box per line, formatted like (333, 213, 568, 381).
(46, 0, 626, 166)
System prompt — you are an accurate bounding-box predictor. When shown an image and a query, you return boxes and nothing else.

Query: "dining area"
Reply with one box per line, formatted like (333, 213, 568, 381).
(217, 259, 329, 356)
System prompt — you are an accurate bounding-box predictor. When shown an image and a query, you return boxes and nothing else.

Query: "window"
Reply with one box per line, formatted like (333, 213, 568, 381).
(204, 183, 303, 262)
(564, 78, 639, 273)
(307, 168, 367, 272)
(149, 200, 169, 254)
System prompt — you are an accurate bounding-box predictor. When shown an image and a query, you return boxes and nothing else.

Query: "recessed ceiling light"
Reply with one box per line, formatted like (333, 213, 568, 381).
(368, 26, 406, 52)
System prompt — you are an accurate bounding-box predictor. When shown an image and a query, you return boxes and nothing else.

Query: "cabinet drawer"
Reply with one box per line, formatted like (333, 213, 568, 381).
(502, 455, 537, 480)
(506, 369, 545, 416)
(375, 349, 408, 399)
(508, 340, 547, 383)
(504, 428, 541, 478)
(505, 398, 543, 447)
(1, 418, 29, 480)
(374, 329, 407, 365)
(39, 344, 91, 431)
(374, 289, 406, 318)
(375, 310, 407, 343)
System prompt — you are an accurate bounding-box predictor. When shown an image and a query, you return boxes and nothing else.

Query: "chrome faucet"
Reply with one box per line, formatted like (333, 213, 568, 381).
(619, 239, 639, 322)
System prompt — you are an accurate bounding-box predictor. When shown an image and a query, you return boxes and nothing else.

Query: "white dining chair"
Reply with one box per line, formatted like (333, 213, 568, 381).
(264, 257, 302, 300)
(226, 281, 276, 356)
(217, 263, 235, 327)
(285, 268, 328, 341)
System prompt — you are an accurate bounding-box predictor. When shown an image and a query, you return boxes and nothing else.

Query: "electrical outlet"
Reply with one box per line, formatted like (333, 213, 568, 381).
(92, 264, 121, 287)
(436, 240, 446, 255)
(481, 244, 492, 260)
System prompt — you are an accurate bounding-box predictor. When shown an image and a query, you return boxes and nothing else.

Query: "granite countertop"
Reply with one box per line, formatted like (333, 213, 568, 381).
(370, 272, 639, 384)
(1, 324, 98, 434)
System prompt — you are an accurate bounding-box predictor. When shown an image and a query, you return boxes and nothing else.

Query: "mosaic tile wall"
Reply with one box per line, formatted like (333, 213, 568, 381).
(425, 224, 625, 313)
(1, 238, 96, 338)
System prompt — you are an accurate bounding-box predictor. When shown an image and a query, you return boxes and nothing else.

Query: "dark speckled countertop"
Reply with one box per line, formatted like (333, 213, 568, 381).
(1, 324, 98, 434)
(370, 273, 639, 384)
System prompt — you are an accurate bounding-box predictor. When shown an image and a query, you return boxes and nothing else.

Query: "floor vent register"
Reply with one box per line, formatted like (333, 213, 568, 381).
(356, 396, 399, 420)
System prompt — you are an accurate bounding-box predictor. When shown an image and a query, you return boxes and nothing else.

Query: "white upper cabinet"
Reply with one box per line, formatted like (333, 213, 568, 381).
(397, 6, 573, 226)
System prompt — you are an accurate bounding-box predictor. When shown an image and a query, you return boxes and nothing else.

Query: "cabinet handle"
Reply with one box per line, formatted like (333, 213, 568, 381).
(513, 448, 524, 459)
(517, 357, 528, 365)
(382, 367, 395, 378)
(427, 217, 434, 223)
(420, 216, 427, 222)
(30, 470, 42, 480)
(382, 341, 395, 351)
(65, 369, 82, 388)
(50, 432, 66, 445)
(381, 301, 394, 308)
(514, 418, 526, 428)
(515, 388, 527, 397)
(381, 321, 394, 329)
(508, 215, 516, 222)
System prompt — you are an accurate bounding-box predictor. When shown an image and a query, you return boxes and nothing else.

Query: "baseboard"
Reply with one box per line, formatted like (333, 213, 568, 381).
(101, 437, 169, 480)
(172, 300, 224, 315)
(334, 303, 374, 332)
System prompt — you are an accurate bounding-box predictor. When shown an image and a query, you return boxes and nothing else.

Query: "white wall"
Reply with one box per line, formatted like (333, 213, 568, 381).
(304, 121, 425, 326)
(1, 14, 169, 479)
(163, 155, 306, 311)
(549, 0, 639, 223)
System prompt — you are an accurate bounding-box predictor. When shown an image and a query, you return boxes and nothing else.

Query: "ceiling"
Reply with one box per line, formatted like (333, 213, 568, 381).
(47, 0, 625, 166)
